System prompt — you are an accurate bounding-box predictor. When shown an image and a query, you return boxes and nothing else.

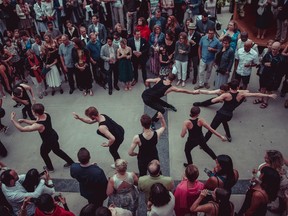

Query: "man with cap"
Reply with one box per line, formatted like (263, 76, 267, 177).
(187, 22, 201, 84)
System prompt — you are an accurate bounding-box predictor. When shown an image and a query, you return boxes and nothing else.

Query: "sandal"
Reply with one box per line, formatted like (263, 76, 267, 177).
(253, 99, 263, 104)
(260, 102, 268, 109)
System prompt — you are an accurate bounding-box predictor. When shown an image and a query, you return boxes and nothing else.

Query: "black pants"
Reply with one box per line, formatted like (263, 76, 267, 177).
(142, 95, 173, 122)
(187, 55, 199, 80)
(67, 67, 78, 90)
(91, 61, 105, 86)
(185, 138, 216, 164)
(40, 141, 74, 170)
(105, 63, 119, 90)
(22, 104, 36, 120)
(132, 58, 147, 82)
(109, 139, 122, 161)
(205, 112, 232, 142)
(0, 139, 7, 157)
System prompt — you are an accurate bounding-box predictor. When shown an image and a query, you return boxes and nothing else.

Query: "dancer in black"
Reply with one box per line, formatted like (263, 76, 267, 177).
(204, 79, 277, 142)
(12, 83, 36, 120)
(128, 112, 166, 176)
(10, 103, 74, 171)
(181, 106, 226, 167)
(142, 73, 198, 126)
(73, 107, 124, 168)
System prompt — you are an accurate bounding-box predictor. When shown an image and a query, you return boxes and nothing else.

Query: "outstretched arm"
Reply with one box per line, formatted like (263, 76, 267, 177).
(242, 92, 277, 99)
(72, 112, 97, 124)
(165, 86, 199, 95)
(198, 89, 222, 95)
(11, 112, 42, 132)
(200, 118, 226, 141)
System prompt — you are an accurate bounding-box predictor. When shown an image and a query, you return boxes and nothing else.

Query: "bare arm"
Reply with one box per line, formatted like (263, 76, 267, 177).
(165, 86, 199, 95)
(155, 112, 166, 138)
(18, 118, 37, 125)
(200, 118, 226, 141)
(106, 177, 114, 196)
(11, 112, 42, 132)
(180, 120, 190, 138)
(72, 112, 97, 124)
(190, 190, 213, 213)
(98, 125, 116, 147)
(245, 191, 266, 216)
(145, 77, 161, 87)
(199, 89, 222, 95)
(211, 93, 227, 103)
(21, 84, 35, 102)
(132, 172, 138, 186)
(242, 92, 277, 99)
(128, 135, 139, 156)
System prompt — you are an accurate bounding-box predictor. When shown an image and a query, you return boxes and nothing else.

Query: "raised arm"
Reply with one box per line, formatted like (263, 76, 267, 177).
(11, 112, 42, 132)
(156, 112, 166, 138)
(145, 77, 161, 87)
(72, 112, 97, 124)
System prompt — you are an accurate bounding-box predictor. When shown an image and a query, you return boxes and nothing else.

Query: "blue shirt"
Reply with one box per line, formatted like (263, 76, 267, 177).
(58, 42, 74, 68)
(86, 40, 102, 61)
(199, 35, 222, 63)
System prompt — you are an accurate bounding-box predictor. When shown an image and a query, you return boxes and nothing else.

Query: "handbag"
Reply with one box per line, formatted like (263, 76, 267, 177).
(41, 67, 51, 76)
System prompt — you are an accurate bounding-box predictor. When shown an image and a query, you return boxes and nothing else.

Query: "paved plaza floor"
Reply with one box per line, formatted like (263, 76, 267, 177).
(0, 7, 287, 216)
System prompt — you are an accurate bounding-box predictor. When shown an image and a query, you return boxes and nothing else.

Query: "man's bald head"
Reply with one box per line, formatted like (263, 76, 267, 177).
(271, 41, 281, 56)
(148, 160, 161, 176)
(244, 40, 252, 52)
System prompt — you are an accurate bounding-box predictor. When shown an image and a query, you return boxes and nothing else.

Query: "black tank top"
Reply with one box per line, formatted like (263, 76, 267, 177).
(218, 92, 244, 117)
(15, 84, 31, 105)
(37, 113, 58, 142)
(187, 118, 204, 141)
(142, 78, 172, 98)
(138, 131, 159, 160)
(97, 114, 124, 141)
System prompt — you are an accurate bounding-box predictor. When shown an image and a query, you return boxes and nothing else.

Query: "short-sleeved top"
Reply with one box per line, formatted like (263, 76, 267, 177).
(59, 42, 74, 68)
(199, 35, 222, 64)
(36, 113, 59, 143)
(235, 47, 259, 76)
(97, 114, 124, 142)
(138, 131, 159, 160)
(142, 78, 171, 98)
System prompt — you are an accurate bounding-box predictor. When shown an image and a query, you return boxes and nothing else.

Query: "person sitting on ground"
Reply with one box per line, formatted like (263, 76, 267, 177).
(190, 188, 234, 216)
(174, 164, 204, 216)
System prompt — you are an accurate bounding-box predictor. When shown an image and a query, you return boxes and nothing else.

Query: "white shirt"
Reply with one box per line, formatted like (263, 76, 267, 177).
(235, 47, 259, 76)
(147, 192, 176, 216)
(135, 38, 140, 52)
(2, 174, 55, 216)
(94, 24, 99, 33)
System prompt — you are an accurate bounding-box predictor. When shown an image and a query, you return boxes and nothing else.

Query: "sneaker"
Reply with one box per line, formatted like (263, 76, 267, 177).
(193, 102, 201, 106)
(183, 163, 191, 167)
(111, 164, 115, 169)
(226, 136, 232, 142)
(150, 122, 156, 131)
(43, 166, 54, 173)
(194, 85, 204, 90)
(204, 83, 210, 89)
(63, 163, 72, 168)
(13, 103, 22, 108)
(168, 106, 177, 112)
(176, 80, 181, 86)
(182, 81, 185, 87)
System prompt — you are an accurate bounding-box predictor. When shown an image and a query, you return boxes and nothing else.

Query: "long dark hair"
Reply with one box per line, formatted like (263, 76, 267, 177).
(216, 155, 236, 190)
(260, 166, 280, 201)
(215, 188, 231, 216)
(22, 169, 40, 192)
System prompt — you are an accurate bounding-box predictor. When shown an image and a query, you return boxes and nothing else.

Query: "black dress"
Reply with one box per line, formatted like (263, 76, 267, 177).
(256, 5, 273, 29)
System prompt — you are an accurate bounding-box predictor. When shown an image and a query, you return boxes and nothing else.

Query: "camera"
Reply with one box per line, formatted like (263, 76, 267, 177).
(38, 170, 46, 177)
(54, 194, 61, 202)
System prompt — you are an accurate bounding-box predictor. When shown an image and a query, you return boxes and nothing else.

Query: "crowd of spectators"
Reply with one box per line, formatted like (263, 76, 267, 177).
(0, 0, 288, 215)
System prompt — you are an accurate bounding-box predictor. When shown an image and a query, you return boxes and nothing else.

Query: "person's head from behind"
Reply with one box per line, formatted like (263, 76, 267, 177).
(140, 114, 152, 129)
(0, 169, 19, 187)
(148, 160, 161, 176)
(115, 159, 128, 173)
(32, 103, 45, 116)
(22, 168, 40, 192)
(167, 73, 176, 82)
(185, 164, 199, 183)
(36, 194, 55, 214)
(260, 166, 280, 201)
(12, 87, 23, 98)
(85, 106, 99, 120)
(77, 147, 91, 165)
(95, 207, 111, 216)
(213, 188, 231, 215)
(229, 79, 239, 90)
(215, 155, 235, 189)
(265, 150, 284, 171)
(79, 204, 97, 216)
(190, 106, 200, 118)
(149, 183, 171, 207)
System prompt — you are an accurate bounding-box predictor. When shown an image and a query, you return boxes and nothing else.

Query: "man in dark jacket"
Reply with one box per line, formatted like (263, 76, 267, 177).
(128, 29, 149, 86)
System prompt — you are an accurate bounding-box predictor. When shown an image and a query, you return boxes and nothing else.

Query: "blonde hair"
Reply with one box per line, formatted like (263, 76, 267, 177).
(115, 159, 128, 172)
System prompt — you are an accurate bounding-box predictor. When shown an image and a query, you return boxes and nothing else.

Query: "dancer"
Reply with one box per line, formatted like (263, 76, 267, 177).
(204, 79, 277, 142)
(73, 107, 124, 168)
(181, 106, 226, 167)
(10, 103, 74, 172)
(142, 73, 198, 126)
(128, 112, 166, 176)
